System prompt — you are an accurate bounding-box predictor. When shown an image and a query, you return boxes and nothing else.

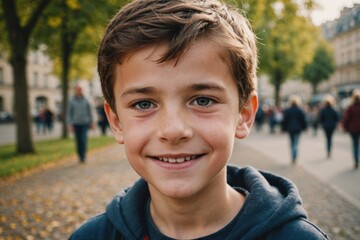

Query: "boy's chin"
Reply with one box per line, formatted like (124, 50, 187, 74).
(149, 180, 203, 200)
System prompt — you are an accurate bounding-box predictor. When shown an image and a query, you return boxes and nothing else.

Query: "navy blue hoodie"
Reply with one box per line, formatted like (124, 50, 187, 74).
(68, 166, 329, 240)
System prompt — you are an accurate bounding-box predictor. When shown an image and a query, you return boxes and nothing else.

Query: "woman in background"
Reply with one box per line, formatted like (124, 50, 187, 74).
(318, 95, 340, 159)
(281, 96, 307, 163)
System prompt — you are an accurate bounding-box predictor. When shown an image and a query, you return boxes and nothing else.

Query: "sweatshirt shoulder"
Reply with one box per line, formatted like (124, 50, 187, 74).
(68, 213, 122, 240)
(268, 218, 329, 240)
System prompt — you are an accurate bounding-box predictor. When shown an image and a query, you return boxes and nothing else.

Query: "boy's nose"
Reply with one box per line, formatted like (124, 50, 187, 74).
(157, 107, 193, 144)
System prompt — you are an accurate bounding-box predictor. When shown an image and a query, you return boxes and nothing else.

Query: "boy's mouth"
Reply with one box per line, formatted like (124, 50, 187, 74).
(152, 154, 204, 163)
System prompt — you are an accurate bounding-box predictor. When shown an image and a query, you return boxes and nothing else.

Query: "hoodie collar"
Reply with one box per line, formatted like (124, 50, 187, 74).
(106, 165, 306, 239)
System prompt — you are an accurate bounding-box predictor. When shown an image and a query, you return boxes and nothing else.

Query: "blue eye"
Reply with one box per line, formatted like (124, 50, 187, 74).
(193, 97, 214, 107)
(134, 101, 154, 110)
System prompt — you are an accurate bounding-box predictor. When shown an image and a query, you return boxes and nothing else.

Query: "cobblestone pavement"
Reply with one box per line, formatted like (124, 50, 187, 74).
(1, 140, 360, 239)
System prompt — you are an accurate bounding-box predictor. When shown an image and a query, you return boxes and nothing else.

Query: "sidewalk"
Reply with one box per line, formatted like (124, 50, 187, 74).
(0, 137, 360, 239)
(0, 122, 106, 146)
(244, 126, 360, 209)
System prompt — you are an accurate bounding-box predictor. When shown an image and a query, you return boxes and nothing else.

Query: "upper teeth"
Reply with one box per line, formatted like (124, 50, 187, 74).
(158, 156, 196, 163)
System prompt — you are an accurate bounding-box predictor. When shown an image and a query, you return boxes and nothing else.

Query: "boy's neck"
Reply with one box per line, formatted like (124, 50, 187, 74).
(148, 175, 245, 239)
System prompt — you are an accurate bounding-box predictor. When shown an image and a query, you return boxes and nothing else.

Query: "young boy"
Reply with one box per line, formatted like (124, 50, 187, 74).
(69, 0, 329, 239)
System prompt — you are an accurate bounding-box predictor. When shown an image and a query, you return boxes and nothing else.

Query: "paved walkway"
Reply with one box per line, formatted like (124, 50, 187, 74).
(246, 126, 360, 209)
(0, 130, 360, 239)
(0, 122, 107, 146)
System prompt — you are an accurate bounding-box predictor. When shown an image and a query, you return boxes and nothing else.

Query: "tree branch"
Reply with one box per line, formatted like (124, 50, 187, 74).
(24, 0, 52, 38)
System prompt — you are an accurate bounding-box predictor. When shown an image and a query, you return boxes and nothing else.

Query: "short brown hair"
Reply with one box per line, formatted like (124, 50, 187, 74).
(98, 0, 258, 113)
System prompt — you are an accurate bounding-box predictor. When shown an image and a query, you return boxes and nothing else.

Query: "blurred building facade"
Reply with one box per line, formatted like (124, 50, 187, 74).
(0, 49, 61, 119)
(320, 4, 360, 101)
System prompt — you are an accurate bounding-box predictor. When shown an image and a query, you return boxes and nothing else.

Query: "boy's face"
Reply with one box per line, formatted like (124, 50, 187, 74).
(105, 39, 257, 199)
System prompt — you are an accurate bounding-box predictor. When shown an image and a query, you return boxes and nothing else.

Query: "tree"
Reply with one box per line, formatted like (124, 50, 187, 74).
(1, 0, 51, 153)
(302, 41, 335, 94)
(34, 0, 122, 138)
(240, 0, 318, 106)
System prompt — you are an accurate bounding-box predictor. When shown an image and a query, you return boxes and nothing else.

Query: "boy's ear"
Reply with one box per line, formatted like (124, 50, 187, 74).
(104, 102, 124, 144)
(235, 93, 258, 139)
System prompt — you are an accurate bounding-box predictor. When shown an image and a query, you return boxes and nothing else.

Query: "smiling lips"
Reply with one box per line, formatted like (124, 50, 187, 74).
(154, 154, 203, 163)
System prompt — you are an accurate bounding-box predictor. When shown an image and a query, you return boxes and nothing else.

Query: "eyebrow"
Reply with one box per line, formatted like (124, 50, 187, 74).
(188, 82, 227, 92)
(121, 86, 157, 97)
(121, 82, 227, 98)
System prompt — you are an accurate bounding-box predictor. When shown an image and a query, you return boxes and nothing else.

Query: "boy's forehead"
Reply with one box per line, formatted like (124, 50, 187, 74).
(119, 39, 229, 66)
(112, 39, 238, 99)
(121, 43, 169, 64)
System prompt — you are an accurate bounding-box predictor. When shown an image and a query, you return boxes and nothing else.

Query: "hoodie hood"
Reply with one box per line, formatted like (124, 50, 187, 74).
(106, 165, 308, 240)
(226, 166, 307, 239)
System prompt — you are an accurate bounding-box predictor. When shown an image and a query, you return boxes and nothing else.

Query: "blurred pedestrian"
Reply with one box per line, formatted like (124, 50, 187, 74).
(36, 106, 46, 134)
(318, 95, 340, 159)
(34, 108, 44, 134)
(44, 107, 54, 133)
(281, 95, 307, 163)
(96, 101, 109, 136)
(267, 106, 277, 134)
(342, 90, 360, 169)
(255, 104, 265, 131)
(67, 84, 94, 163)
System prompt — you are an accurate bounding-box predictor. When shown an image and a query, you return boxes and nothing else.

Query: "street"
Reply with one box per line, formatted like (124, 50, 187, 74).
(242, 125, 360, 209)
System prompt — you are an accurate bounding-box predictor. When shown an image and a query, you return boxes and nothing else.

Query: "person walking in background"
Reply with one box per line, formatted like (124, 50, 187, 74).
(34, 107, 45, 134)
(267, 106, 277, 134)
(281, 95, 307, 163)
(37, 106, 47, 134)
(44, 107, 54, 133)
(255, 104, 265, 131)
(96, 101, 109, 136)
(342, 90, 360, 169)
(67, 84, 94, 163)
(318, 95, 340, 159)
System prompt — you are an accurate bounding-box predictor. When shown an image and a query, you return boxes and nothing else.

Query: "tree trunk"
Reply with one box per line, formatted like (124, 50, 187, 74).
(11, 48, 35, 153)
(2, 0, 51, 154)
(61, 30, 71, 139)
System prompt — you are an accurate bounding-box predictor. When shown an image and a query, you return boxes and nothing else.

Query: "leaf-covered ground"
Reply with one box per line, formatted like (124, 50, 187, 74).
(0, 144, 139, 240)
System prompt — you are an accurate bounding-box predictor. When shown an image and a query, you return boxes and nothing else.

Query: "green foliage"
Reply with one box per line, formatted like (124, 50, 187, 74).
(32, 0, 123, 81)
(239, 0, 319, 106)
(302, 41, 335, 94)
(0, 136, 115, 179)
